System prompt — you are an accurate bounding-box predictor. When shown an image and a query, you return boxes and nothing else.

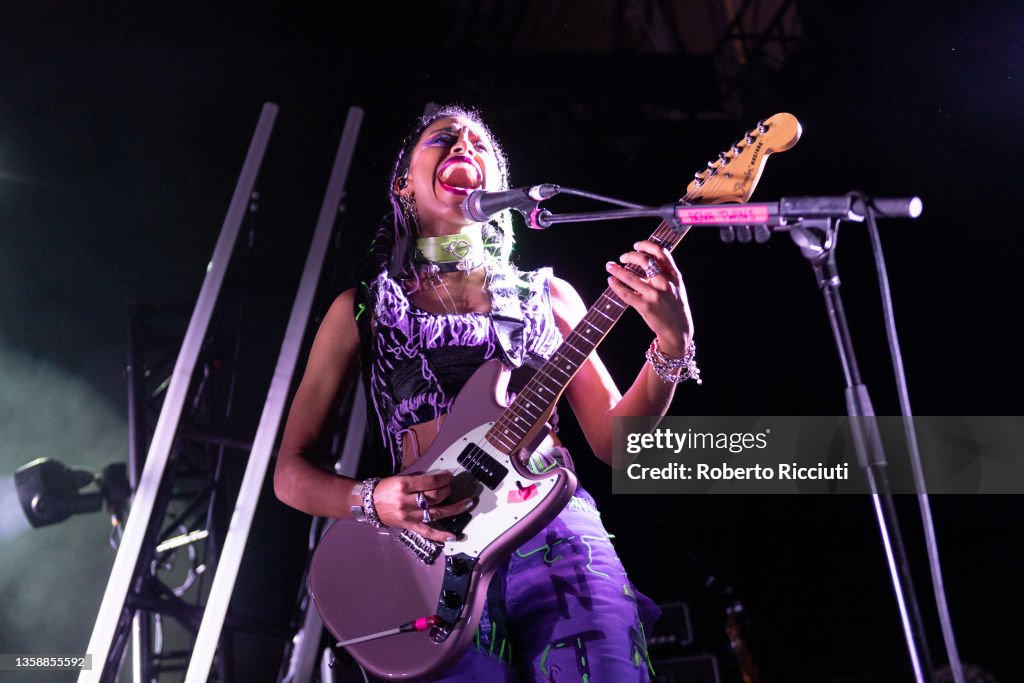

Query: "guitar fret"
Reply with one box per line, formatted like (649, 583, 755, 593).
(549, 365, 571, 380)
(536, 366, 565, 387)
(579, 318, 603, 337)
(488, 428, 516, 447)
(485, 432, 515, 454)
(580, 317, 609, 338)
(601, 295, 625, 311)
(490, 227, 686, 455)
(501, 408, 537, 435)
(558, 339, 589, 360)
(551, 349, 585, 371)
(512, 398, 542, 418)
(564, 332, 595, 354)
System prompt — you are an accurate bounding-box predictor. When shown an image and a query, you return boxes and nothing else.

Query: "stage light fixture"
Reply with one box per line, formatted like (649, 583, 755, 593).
(14, 458, 128, 528)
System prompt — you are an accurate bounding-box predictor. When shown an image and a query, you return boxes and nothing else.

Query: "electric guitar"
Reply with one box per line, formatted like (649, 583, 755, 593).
(309, 113, 803, 679)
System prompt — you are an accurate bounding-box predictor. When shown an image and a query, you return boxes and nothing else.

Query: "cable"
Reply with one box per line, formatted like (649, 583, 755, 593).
(557, 186, 647, 209)
(861, 195, 965, 683)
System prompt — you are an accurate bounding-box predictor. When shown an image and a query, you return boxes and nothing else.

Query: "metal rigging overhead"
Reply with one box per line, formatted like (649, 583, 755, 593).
(434, 0, 803, 120)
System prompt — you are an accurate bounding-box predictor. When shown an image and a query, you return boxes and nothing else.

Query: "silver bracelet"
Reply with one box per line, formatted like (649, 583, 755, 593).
(351, 477, 385, 527)
(646, 338, 702, 385)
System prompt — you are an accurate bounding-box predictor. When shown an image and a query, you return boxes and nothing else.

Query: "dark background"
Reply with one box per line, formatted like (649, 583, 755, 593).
(0, 1, 1021, 681)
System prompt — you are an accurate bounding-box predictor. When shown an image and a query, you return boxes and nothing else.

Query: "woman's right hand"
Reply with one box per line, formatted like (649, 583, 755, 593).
(370, 471, 475, 543)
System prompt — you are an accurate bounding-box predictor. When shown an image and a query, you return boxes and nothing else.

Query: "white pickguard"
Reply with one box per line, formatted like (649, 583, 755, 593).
(429, 422, 562, 558)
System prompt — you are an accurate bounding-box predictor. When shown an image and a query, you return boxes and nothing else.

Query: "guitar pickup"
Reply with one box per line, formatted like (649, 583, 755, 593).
(456, 444, 508, 490)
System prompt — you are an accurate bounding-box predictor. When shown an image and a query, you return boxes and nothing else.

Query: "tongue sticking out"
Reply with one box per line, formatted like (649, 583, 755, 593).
(438, 161, 481, 191)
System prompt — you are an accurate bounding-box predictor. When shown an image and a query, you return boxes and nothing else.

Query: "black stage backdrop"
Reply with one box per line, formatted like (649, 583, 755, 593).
(0, 2, 1021, 682)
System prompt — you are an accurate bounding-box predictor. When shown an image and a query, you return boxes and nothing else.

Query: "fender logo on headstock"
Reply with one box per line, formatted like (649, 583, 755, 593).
(687, 113, 802, 206)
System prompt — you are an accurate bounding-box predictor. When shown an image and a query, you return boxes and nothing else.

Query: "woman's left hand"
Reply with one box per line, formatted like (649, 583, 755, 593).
(606, 239, 693, 357)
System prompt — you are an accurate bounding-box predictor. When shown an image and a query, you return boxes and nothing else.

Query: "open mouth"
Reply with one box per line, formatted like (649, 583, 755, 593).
(437, 156, 483, 195)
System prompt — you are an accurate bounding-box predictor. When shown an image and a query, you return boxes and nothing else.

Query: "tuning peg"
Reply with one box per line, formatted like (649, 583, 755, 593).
(757, 119, 768, 134)
(745, 133, 756, 144)
(735, 225, 753, 243)
(719, 226, 736, 243)
(754, 225, 771, 243)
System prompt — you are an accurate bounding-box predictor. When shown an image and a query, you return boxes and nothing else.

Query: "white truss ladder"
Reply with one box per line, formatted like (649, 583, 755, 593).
(185, 106, 365, 682)
(281, 379, 367, 683)
(81, 102, 280, 683)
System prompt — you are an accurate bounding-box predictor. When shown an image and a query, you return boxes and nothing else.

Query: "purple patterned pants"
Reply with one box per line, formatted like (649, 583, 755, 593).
(425, 489, 659, 682)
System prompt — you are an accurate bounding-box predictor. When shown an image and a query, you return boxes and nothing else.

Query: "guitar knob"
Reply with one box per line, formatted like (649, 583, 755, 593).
(720, 226, 736, 243)
(754, 225, 771, 243)
(441, 590, 463, 609)
(450, 558, 470, 576)
(735, 225, 753, 243)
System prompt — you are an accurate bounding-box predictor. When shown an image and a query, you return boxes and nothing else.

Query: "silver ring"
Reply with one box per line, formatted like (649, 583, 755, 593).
(416, 492, 432, 523)
(643, 258, 662, 279)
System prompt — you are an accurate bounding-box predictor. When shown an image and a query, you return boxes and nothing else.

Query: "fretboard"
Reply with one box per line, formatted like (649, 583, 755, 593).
(485, 219, 690, 455)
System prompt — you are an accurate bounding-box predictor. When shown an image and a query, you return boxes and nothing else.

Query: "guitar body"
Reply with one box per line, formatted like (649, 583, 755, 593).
(309, 360, 578, 680)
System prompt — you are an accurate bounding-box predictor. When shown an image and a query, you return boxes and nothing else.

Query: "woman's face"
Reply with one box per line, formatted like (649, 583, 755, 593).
(397, 116, 503, 236)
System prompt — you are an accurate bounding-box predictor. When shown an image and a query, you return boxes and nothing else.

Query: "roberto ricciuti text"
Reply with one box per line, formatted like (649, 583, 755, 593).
(626, 462, 850, 481)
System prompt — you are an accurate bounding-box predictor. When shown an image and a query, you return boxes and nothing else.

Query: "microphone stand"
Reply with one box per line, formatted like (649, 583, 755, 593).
(785, 215, 934, 683)
(530, 192, 935, 682)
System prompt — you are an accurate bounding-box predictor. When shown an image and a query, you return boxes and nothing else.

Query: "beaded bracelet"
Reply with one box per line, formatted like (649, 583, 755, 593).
(646, 338, 702, 385)
(351, 477, 385, 527)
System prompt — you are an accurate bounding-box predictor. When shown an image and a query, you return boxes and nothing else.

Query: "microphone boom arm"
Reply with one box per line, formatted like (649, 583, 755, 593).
(533, 193, 922, 230)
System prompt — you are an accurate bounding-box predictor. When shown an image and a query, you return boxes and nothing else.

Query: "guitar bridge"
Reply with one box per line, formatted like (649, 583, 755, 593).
(397, 529, 444, 565)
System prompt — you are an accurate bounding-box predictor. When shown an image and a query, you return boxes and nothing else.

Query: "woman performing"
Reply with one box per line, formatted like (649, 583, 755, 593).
(274, 105, 699, 681)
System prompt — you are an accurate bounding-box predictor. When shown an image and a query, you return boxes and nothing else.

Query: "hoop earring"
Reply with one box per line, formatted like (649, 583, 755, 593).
(395, 172, 409, 191)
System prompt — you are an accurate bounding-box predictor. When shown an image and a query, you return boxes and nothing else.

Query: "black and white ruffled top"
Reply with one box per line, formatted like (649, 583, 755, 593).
(365, 266, 563, 473)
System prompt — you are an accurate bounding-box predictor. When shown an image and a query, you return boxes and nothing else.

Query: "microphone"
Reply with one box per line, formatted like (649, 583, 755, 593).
(461, 184, 560, 228)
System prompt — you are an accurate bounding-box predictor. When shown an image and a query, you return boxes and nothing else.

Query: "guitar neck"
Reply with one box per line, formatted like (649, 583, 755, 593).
(481, 111, 802, 456)
(484, 219, 690, 455)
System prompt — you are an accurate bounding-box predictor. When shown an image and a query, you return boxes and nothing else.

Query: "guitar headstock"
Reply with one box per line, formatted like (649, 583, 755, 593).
(685, 112, 802, 205)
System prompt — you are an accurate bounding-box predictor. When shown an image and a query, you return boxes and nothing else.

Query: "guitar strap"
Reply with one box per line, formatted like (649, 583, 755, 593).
(484, 267, 526, 368)
(352, 280, 387, 475)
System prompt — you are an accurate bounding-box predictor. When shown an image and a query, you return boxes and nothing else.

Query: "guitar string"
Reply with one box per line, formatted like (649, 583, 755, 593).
(431, 123, 771, 515)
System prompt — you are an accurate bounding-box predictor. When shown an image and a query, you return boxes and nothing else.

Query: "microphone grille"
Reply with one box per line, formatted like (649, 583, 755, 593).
(461, 190, 484, 222)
